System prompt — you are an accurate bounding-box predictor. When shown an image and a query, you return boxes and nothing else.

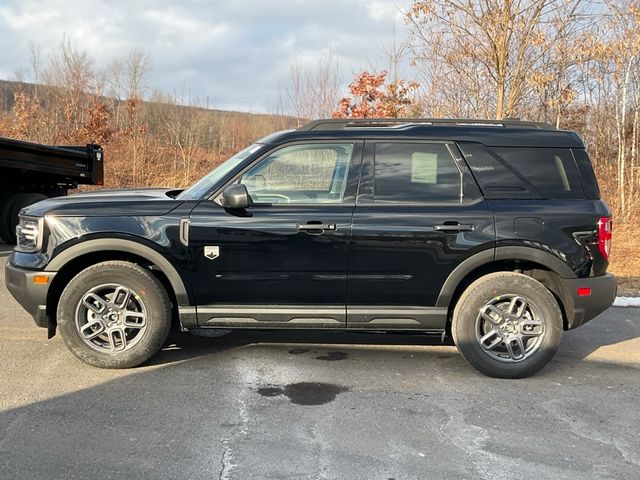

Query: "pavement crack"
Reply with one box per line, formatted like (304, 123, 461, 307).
(305, 421, 330, 480)
(218, 438, 235, 480)
(543, 399, 640, 468)
(217, 394, 250, 480)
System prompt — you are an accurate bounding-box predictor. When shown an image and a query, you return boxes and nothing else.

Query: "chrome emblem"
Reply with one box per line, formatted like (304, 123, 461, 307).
(204, 246, 220, 260)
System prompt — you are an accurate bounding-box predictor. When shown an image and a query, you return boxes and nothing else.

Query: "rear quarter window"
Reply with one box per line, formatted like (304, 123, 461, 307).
(458, 143, 585, 199)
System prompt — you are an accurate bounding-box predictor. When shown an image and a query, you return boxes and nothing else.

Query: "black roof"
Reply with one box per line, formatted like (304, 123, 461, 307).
(262, 118, 585, 149)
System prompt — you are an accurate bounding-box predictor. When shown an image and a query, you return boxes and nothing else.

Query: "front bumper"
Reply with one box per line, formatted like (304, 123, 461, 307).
(5, 262, 56, 329)
(565, 273, 617, 329)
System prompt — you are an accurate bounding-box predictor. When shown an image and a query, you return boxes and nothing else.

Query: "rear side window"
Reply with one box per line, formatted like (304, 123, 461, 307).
(374, 143, 461, 203)
(459, 143, 584, 199)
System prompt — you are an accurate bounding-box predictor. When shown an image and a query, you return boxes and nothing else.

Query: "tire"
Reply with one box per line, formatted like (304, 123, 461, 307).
(57, 261, 172, 368)
(0, 193, 20, 243)
(451, 272, 562, 379)
(5, 193, 48, 244)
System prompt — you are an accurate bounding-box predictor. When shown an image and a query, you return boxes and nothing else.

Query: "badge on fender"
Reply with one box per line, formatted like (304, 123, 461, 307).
(204, 246, 220, 260)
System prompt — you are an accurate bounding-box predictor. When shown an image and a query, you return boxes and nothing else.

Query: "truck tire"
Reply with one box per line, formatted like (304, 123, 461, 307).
(0, 192, 19, 243)
(5, 193, 48, 244)
(451, 272, 562, 379)
(57, 261, 172, 368)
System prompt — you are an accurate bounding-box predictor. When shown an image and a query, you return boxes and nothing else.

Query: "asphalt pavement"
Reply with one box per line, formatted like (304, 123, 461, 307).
(1, 245, 639, 480)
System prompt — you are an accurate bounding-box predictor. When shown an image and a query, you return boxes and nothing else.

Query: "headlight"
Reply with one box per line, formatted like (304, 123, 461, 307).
(15, 216, 44, 252)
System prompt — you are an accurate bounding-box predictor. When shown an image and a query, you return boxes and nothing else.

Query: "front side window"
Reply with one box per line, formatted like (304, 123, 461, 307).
(178, 143, 263, 200)
(241, 143, 354, 204)
(374, 143, 461, 203)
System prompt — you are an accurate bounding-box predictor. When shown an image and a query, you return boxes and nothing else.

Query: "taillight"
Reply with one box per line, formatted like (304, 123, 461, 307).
(597, 217, 612, 261)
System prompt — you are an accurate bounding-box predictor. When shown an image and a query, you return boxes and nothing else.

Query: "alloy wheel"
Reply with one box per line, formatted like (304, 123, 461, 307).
(475, 294, 546, 362)
(74, 283, 148, 353)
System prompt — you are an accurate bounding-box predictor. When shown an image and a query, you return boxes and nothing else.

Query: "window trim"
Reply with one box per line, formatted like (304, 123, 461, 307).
(210, 140, 364, 207)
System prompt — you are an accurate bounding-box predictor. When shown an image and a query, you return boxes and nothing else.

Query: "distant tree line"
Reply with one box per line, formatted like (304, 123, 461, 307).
(0, 41, 286, 189)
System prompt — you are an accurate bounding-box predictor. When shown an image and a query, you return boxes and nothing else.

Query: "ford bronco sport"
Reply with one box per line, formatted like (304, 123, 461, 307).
(5, 118, 617, 378)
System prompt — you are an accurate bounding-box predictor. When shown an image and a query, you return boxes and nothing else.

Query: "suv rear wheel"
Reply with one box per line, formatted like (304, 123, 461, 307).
(452, 272, 562, 378)
(57, 261, 172, 368)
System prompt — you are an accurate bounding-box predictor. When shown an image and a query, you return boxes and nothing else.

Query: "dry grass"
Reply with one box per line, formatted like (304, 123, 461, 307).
(608, 220, 640, 296)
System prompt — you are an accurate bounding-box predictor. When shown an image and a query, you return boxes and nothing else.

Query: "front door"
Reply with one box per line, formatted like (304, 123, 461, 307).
(188, 141, 362, 328)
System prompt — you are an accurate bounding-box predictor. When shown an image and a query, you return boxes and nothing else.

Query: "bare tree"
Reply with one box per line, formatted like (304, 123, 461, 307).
(602, 0, 640, 216)
(406, 0, 586, 119)
(281, 50, 342, 125)
(42, 38, 96, 140)
(106, 48, 151, 101)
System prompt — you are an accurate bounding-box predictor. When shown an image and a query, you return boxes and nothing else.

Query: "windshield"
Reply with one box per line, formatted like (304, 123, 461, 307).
(177, 144, 263, 200)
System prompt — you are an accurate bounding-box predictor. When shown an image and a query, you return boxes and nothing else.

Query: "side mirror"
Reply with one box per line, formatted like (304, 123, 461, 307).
(221, 184, 252, 209)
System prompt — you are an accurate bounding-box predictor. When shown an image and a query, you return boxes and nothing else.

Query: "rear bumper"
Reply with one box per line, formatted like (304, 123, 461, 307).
(564, 273, 617, 329)
(5, 262, 55, 329)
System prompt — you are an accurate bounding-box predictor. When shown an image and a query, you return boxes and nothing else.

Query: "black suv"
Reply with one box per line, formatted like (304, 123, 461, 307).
(5, 118, 617, 378)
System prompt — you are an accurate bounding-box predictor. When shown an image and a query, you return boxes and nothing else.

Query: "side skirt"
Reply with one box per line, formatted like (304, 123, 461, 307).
(179, 305, 447, 331)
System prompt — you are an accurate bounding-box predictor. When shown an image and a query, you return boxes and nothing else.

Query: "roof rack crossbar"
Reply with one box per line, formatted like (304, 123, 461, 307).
(299, 118, 554, 131)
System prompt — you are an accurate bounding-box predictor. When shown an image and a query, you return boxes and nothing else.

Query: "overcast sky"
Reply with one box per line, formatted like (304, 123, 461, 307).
(0, 0, 409, 113)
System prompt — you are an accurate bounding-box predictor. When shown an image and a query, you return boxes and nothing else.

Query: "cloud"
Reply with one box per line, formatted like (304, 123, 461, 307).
(0, 0, 409, 112)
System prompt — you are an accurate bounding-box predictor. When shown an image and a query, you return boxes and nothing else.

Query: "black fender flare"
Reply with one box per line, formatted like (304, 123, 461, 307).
(435, 246, 575, 308)
(494, 246, 576, 278)
(46, 238, 190, 306)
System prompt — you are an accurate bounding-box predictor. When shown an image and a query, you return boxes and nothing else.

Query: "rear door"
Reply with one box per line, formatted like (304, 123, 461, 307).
(347, 141, 495, 330)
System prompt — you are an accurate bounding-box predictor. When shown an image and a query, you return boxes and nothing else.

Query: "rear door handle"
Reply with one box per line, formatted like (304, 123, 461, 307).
(297, 223, 337, 232)
(434, 223, 474, 232)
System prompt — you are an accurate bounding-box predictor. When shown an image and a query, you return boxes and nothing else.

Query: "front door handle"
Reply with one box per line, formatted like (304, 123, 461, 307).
(297, 223, 337, 232)
(434, 223, 474, 233)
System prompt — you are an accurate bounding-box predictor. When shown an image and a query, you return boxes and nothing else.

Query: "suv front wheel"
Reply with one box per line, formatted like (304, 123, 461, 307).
(57, 261, 172, 368)
(452, 272, 562, 378)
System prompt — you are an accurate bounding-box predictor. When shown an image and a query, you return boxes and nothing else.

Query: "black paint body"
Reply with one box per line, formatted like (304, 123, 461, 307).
(6, 123, 616, 335)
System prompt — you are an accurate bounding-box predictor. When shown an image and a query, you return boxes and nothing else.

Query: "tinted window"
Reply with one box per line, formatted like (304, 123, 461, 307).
(459, 143, 585, 199)
(457, 143, 534, 198)
(493, 147, 584, 199)
(374, 143, 461, 203)
(241, 143, 353, 204)
(572, 149, 600, 199)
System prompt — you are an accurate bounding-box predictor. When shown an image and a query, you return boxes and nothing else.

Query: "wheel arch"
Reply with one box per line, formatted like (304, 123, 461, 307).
(437, 247, 575, 330)
(46, 239, 190, 328)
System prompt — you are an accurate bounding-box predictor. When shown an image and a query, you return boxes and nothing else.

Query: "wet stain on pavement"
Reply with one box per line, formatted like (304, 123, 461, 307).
(288, 348, 309, 355)
(284, 382, 348, 405)
(257, 382, 348, 406)
(256, 386, 283, 397)
(315, 351, 349, 361)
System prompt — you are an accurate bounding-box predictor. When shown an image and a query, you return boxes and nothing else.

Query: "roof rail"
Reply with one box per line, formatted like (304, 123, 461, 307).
(298, 118, 555, 131)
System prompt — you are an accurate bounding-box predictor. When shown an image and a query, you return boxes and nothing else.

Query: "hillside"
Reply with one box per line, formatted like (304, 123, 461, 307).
(0, 79, 295, 189)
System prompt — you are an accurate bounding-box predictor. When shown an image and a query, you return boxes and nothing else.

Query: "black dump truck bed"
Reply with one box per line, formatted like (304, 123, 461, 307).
(0, 136, 103, 187)
(0, 136, 104, 243)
